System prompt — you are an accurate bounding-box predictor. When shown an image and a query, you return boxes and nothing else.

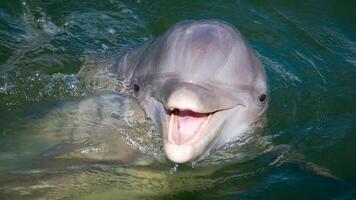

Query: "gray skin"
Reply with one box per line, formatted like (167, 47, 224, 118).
(116, 20, 268, 163)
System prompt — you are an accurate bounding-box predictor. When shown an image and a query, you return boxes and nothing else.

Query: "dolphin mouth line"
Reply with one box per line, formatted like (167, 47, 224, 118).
(167, 109, 213, 145)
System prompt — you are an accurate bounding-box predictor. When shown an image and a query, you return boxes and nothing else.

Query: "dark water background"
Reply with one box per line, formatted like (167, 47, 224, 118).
(0, 0, 355, 199)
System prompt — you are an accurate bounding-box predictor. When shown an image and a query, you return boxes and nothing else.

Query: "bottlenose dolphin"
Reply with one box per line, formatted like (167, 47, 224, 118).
(116, 20, 268, 163)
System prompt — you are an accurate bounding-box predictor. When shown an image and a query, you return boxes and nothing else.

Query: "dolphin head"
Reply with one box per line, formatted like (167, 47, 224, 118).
(128, 20, 268, 163)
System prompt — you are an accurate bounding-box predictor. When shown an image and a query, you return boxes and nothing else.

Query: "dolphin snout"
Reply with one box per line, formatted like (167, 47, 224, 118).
(165, 87, 205, 113)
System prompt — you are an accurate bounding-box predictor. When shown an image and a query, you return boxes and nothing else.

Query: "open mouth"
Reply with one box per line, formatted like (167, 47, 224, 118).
(167, 109, 213, 145)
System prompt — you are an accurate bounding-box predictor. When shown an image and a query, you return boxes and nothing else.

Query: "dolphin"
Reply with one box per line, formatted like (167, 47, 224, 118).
(116, 20, 268, 163)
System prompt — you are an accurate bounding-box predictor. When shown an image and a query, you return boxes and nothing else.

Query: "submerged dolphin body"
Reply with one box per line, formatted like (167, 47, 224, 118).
(117, 20, 268, 163)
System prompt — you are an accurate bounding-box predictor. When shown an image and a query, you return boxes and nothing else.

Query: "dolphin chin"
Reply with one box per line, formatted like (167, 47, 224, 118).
(163, 109, 213, 163)
(162, 109, 222, 163)
(164, 143, 196, 164)
(117, 20, 268, 163)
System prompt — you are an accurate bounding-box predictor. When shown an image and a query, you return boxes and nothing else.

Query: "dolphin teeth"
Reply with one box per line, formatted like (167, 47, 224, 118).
(168, 109, 177, 144)
(186, 113, 212, 145)
(168, 110, 213, 145)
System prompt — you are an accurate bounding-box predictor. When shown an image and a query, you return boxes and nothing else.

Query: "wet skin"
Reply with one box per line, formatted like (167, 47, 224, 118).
(116, 20, 268, 163)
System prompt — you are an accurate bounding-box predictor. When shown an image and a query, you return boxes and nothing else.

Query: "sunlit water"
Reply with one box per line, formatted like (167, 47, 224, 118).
(0, 0, 355, 199)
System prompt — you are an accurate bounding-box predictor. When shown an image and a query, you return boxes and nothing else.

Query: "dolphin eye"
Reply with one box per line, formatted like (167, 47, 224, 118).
(258, 94, 267, 102)
(133, 84, 140, 92)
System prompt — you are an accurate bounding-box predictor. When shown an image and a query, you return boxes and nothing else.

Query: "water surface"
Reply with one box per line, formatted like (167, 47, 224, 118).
(0, 0, 355, 199)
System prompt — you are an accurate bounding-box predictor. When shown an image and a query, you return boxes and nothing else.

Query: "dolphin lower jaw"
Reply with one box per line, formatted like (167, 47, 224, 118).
(164, 134, 214, 163)
(162, 108, 225, 163)
(168, 109, 212, 145)
(164, 143, 196, 163)
(161, 104, 250, 163)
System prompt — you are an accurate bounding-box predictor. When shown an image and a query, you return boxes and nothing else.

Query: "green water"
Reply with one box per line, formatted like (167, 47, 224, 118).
(0, 0, 355, 199)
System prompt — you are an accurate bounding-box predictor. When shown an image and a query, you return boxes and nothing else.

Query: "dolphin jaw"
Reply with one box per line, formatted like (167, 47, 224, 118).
(162, 108, 216, 163)
(167, 109, 212, 145)
(164, 143, 196, 163)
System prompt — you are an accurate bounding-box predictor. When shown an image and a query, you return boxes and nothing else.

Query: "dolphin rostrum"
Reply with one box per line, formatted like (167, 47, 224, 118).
(116, 20, 268, 163)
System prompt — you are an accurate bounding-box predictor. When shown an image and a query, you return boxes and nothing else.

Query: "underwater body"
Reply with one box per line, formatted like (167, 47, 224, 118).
(0, 0, 355, 199)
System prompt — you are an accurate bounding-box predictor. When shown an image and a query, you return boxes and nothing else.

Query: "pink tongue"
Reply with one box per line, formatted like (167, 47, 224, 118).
(173, 110, 208, 144)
